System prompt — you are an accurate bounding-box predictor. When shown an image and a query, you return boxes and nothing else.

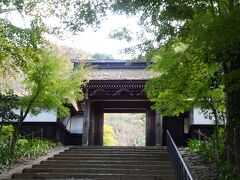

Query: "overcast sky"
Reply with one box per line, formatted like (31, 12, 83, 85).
(47, 14, 142, 59)
(4, 11, 142, 59)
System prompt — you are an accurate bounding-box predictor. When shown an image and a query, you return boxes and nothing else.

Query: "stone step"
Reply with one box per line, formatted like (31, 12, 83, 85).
(63, 151, 168, 155)
(66, 148, 167, 152)
(40, 159, 172, 165)
(51, 156, 170, 161)
(60, 151, 169, 155)
(32, 163, 173, 170)
(55, 154, 169, 157)
(68, 148, 167, 151)
(62, 151, 168, 156)
(69, 146, 167, 149)
(23, 167, 174, 175)
(12, 172, 175, 180)
(67, 147, 167, 150)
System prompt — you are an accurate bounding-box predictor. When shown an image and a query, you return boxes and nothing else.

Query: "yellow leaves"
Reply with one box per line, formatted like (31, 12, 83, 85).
(103, 124, 117, 146)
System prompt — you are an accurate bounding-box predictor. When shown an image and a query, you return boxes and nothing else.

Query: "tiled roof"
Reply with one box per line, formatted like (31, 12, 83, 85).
(89, 69, 157, 80)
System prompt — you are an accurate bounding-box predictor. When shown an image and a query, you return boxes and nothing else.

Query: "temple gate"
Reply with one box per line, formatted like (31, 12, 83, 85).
(78, 61, 163, 146)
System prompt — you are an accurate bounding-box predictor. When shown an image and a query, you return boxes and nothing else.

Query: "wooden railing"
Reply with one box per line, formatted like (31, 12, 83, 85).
(20, 128, 44, 140)
(8, 128, 44, 147)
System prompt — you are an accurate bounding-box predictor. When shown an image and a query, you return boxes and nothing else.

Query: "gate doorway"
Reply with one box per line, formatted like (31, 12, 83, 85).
(84, 100, 160, 146)
(103, 113, 146, 146)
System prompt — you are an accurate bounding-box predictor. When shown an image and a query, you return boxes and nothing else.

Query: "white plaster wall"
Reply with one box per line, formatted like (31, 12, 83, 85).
(189, 109, 194, 125)
(68, 115, 83, 134)
(184, 117, 190, 133)
(62, 115, 70, 127)
(66, 119, 70, 131)
(193, 107, 213, 124)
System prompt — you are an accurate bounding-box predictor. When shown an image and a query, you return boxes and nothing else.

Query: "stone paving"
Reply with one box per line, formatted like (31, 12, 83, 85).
(179, 148, 219, 180)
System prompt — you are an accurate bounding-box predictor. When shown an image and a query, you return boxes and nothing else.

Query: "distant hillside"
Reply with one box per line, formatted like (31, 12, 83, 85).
(54, 45, 115, 61)
(55, 45, 90, 61)
(104, 113, 146, 146)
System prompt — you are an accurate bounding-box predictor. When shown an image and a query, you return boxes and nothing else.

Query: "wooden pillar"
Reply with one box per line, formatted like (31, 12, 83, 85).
(146, 109, 156, 146)
(94, 103, 104, 145)
(88, 103, 95, 145)
(98, 108, 104, 145)
(82, 94, 91, 146)
(155, 111, 163, 146)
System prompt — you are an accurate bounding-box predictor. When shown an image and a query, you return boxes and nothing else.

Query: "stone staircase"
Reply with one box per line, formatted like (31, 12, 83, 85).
(8, 146, 176, 180)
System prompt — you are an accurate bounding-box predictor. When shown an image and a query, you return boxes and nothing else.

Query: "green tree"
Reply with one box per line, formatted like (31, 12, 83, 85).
(145, 39, 225, 116)
(0, 1, 92, 148)
(145, 39, 225, 161)
(9, 48, 88, 148)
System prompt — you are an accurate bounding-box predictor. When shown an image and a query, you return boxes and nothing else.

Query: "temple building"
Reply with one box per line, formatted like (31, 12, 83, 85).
(19, 60, 214, 146)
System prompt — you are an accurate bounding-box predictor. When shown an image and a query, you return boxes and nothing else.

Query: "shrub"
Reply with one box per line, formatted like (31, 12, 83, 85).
(187, 128, 239, 179)
(0, 136, 57, 167)
(188, 138, 216, 162)
(0, 125, 14, 147)
(0, 125, 57, 167)
(17, 139, 29, 147)
(0, 146, 14, 165)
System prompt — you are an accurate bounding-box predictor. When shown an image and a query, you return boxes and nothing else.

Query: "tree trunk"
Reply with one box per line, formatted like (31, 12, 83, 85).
(204, 97, 221, 161)
(10, 115, 26, 149)
(223, 61, 240, 169)
(10, 127, 18, 149)
(212, 108, 220, 161)
(234, 126, 240, 173)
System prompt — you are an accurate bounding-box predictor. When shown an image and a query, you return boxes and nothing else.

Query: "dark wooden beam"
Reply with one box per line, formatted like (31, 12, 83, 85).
(146, 109, 156, 146)
(155, 112, 163, 146)
(88, 104, 95, 145)
(94, 102, 104, 145)
(104, 108, 146, 113)
(82, 99, 90, 145)
(101, 101, 153, 109)
(88, 80, 147, 85)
